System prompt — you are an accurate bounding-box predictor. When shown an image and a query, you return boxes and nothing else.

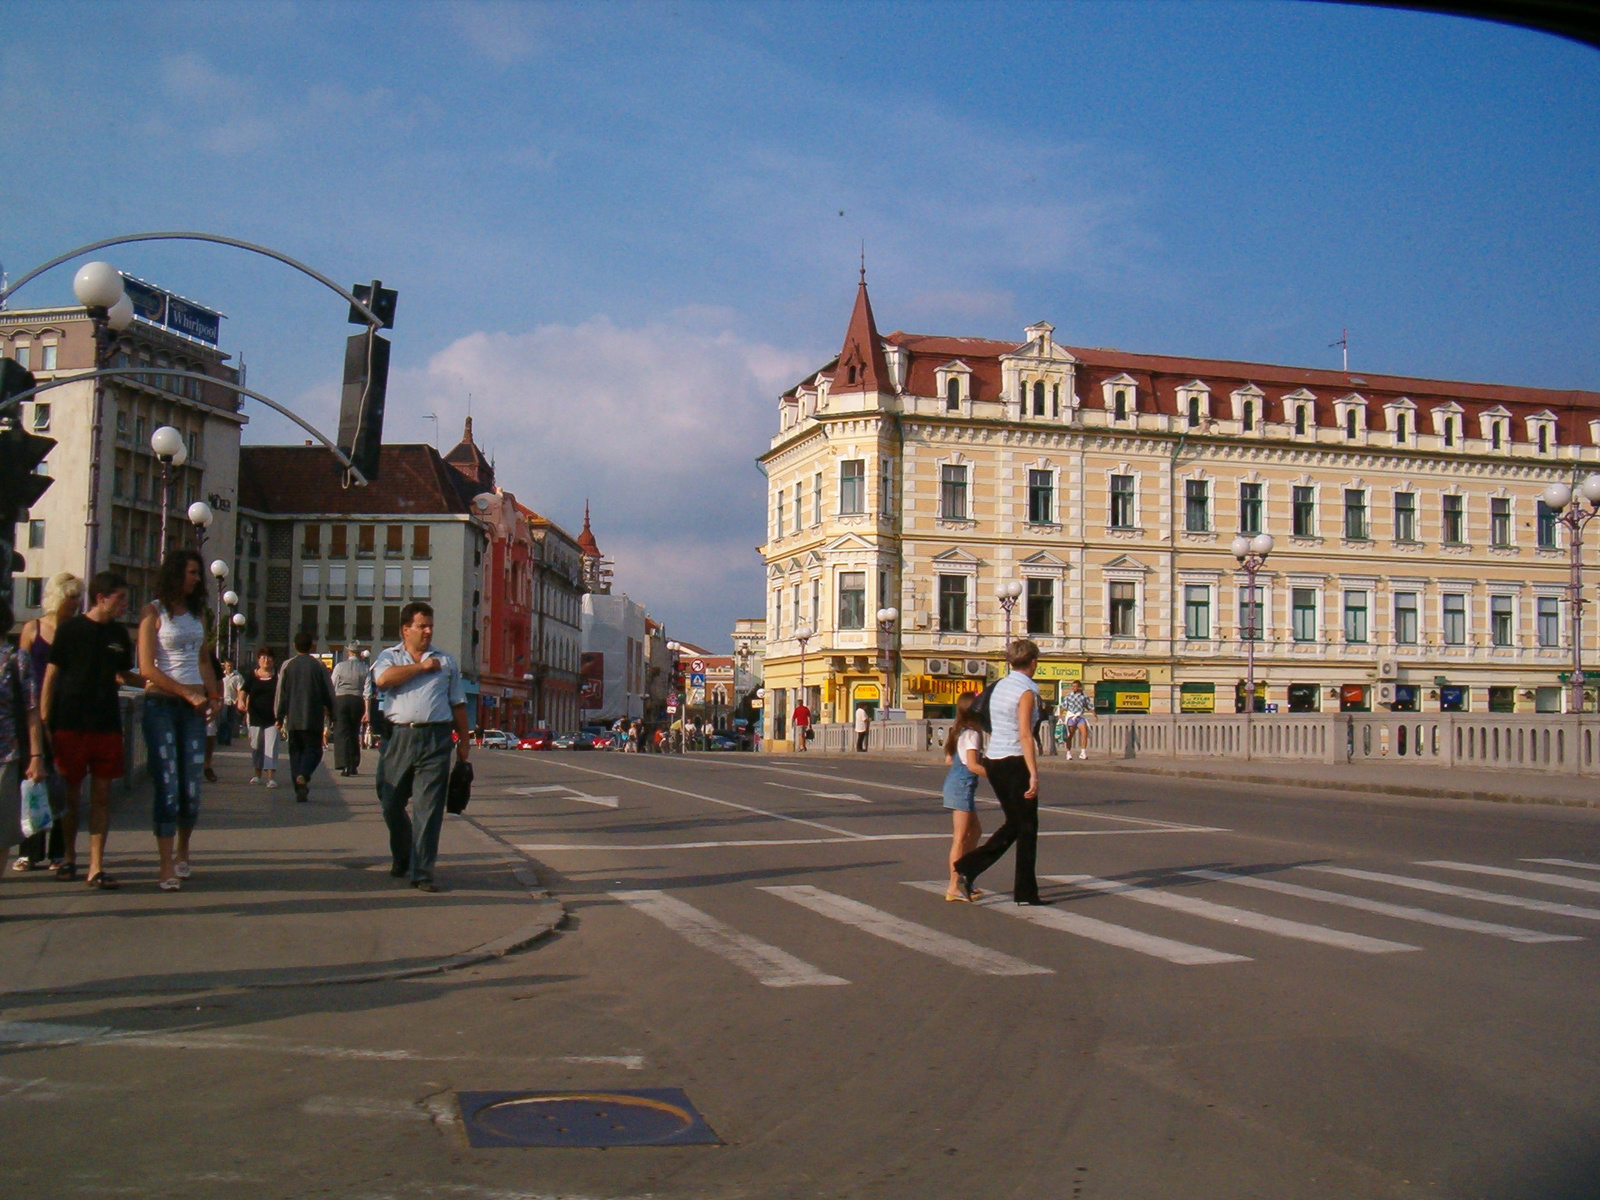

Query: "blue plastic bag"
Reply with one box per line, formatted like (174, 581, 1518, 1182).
(19, 777, 51, 839)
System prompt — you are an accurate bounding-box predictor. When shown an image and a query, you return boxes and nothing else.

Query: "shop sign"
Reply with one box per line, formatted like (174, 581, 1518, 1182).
(1100, 666, 1149, 682)
(905, 675, 985, 702)
(1115, 690, 1150, 712)
(1179, 682, 1215, 713)
(1034, 662, 1084, 682)
(853, 683, 880, 702)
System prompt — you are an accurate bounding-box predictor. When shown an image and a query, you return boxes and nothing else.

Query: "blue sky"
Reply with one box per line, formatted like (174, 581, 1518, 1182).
(3, 1, 1597, 648)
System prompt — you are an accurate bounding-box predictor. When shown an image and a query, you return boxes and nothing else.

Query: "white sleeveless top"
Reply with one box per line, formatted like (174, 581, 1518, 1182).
(155, 603, 205, 686)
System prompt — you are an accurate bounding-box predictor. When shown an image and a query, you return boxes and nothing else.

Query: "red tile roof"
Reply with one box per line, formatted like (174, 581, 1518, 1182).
(832, 279, 891, 395)
(238, 444, 481, 515)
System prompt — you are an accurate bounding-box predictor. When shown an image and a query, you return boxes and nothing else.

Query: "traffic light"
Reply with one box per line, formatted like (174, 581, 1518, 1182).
(0, 360, 56, 609)
(337, 279, 398, 484)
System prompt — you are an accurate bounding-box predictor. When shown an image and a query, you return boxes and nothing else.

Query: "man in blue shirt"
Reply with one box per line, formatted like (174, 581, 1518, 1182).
(371, 602, 469, 893)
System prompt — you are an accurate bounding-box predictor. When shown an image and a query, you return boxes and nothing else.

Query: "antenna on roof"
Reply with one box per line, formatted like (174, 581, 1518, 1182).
(859, 241, 866, 286)
(1330, 328, 1349, 373)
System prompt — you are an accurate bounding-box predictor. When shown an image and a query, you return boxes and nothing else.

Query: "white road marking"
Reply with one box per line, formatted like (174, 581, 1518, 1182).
(542, 761, 864, 838)
(760, 885, 1053, 976)
(764, 781, 871, 803)
(515, 828, 1209, 852)
(1418, 861, 1600, 894)
(1183, 869, 1579, 944)
(505, 784, 618, 808)
(1308, 866, 1600, 921)
(611, 890, 849, 987)
(905, 881, 1249, 965)
(303, 1095, 459, 1124)
(1525, 858, 1600, 872)
(1046, 875, 1418, 954)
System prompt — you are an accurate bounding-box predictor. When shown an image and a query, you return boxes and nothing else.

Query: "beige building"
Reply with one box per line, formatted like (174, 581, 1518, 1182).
(1, 295, 244, 618)
(757, 279, 1600, 742)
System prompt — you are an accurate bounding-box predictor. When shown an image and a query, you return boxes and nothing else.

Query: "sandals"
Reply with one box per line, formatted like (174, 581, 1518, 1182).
(54, 861, 77, 881)
(158, 877, 181, 892)
(85, 872, 120, 890)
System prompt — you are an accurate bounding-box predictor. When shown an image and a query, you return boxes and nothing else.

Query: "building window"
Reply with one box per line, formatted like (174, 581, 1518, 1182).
(1033, 380, 1046, 417)
(938, 575, 968, 633)
(1492, 423, 1502, 450)
(1345, 409, 1358, 439)
(1538, 425, 1549, 454)
(1395, 592, 1419, 645)
(838, 572, 866, 629)
(297, 605, 318, 638)
(1490, 498, 1511, 547)
(1240, 585, 1263, 640)
(357, 525, 375, 557)
(1344, 591, 1368, 643)
(1242, 400, 1254, 432)
(1395, 413, 1408, 443)
(1113, 389, 1127, 421)
(1026, 578, 1054, 636)
(1538, 596, 1560, 647)
(1187, 395, 1200, 428)
(1108, 582, 1137, 637)
(813, 578, 821, 627)
(31, 404, 50, 432)
(1027, 470, 1054, 525)
(1490, 594, 1514, 647)
(302, 525, 321, 558)
(1292, 588, 1318, 642)
(795, 481, 803, 530)
(1442, 593, 1467, 645)
(1239, 483, 1262, 534)
(1344, 489, 1368, 540)
(355, 563, 375, 600)
(327, 606, 346, 641)
(412, 565, 431, 599)
(1294, 406, 1307, 437)
(940, 465, 968, 521)
(1292, 487, 1316, 537)
(383, 565, 403, 600)
(326, 564, 347, 598)
(24, 577, 43, 609)
(27, 520, 44, 549)
(838, 459, 866, 515)
(1184, 480, 1210, 532)
(814, 473, 823, 524)
(382, 606, 401, 642)
(946, 377, 960, 410)
(880, 459, 894, 515)
(1109, 475, 1135, 529)
(299, 565, 320, 599)
(1537, 501, 1558, 549)
(1184, 586, 1210, 640)
(329, 524, 347, 558)
(775, 489, 784, 537)
(385, 525, 404, 556)
(413, 526, 430, 558)
(1442, 495, 1465, 545)
(1395, 493, 1417, 542)
(13, 345, 28, 370)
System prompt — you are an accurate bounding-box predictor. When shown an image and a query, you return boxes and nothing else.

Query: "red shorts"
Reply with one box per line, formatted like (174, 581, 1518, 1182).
(52, 730, 125, 789)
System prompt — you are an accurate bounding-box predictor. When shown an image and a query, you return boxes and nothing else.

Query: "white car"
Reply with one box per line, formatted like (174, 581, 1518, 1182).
(480, 730, 515, 749)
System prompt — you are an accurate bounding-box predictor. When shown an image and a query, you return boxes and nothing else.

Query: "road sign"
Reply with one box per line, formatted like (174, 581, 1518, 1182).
(691, 659, 705, 673)
(690, 672, 706, 687)
(666, 703, 678, 714)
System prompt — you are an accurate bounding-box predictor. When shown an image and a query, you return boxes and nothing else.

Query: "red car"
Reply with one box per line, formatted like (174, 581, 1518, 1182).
(518, 730, 554, 751)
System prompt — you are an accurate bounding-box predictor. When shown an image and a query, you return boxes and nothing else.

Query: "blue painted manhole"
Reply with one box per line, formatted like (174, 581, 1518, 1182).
(457, 1088, 722, 1148)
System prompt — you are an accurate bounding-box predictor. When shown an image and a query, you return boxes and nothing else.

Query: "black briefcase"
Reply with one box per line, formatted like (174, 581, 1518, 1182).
(446, 760, 474, 814)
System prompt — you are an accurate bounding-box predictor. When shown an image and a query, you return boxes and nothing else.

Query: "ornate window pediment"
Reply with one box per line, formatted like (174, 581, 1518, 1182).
(1102, 553, 1152, 575)
(931, 547, 981, 566)
(1020, 550, 1068, 569)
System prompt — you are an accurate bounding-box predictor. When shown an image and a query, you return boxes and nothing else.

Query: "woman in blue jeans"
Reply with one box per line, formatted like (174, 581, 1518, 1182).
(138, 551, 221, 892)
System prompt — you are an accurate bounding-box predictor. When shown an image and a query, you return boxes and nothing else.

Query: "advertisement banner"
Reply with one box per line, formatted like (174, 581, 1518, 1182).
(1034, 662, 1084, 682)
(120, 275, 223, 347)
(578, 652, 604, 708)
(1179, 683, 1215, 713)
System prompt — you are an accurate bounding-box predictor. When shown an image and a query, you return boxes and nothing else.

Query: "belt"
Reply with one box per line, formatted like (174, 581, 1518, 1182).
(389, 720, 453, 729)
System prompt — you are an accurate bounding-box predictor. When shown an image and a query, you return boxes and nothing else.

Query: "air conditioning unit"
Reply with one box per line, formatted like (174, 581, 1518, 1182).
(1378, 659, 1397, 679)
(964, 659, 988, 677)
(1379, 684, 1393, 703)
(927, 658, 949, 676)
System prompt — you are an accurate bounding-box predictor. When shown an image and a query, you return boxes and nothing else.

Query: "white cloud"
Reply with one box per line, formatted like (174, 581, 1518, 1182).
(448, 1, 549, 65)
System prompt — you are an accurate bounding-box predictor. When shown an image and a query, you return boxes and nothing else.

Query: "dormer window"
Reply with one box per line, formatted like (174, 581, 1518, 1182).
(1115, 390, 1127, 421)
(1492, 423, 1502, 450)
(847, 364, 858, 385)
(1345, 410, 1357, 439)
(1539, 425, 1548, 453)
(1444, 419, 1455, 448)
(946, 378, 960, 410)
(1033, 380, 1046, 417)
(1396, 414, 1408, 443)
(1187, 396, 1200, 428)
(1294, 406, 1307, 437)
(1242, 401, 1254, 431)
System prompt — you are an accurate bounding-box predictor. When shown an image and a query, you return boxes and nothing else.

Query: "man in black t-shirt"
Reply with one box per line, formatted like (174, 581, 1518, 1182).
(40, 572, 141, 886)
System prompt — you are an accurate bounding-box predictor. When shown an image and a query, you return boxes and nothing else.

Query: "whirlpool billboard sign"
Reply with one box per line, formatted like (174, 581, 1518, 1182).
(121, 275, 224, 347)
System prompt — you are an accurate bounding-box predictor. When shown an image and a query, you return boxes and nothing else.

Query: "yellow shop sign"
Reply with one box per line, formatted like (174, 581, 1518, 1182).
(1034, 662, 1084, 682)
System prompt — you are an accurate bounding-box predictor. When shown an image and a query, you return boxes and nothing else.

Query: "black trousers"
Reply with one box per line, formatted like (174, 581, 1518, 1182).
(953, 755, 1039, 901)
(287, 729, 324, 784)
(855, 730, 868, 751)
(333, 696, 364, 771)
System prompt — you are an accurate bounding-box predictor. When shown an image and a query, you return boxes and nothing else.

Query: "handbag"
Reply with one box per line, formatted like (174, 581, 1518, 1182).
(20, 777, 51, 839)
(446, 759, 474, 814)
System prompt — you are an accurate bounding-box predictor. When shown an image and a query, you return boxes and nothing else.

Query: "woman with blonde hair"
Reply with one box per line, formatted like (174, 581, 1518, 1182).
(12, 572, 81, 872)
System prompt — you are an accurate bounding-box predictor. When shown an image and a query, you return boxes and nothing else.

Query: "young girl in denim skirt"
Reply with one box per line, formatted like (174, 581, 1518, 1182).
(941, 692, 987, 901)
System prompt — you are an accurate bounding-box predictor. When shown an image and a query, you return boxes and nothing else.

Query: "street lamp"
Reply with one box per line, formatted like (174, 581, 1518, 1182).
(667, 639, 686, 753)
(994, 579, 1023, 649)
(150, 425, 186, 557)
(189, 501, 214, 553)
(231, 610, 246, 666)
(223, 589, 239, 661)
(875, 606, 898, 712)
(72, 262, 133, 582)
(209, 558, 228, 639)
(1232, 533, 1274, 739)
(1540, 475, 1600, 714)
(794, 623, 814, 749)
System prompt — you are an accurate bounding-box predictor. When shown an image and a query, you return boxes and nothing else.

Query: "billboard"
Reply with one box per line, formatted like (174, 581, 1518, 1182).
(120, 275, 223, 347)
(579, 652, 604, 709)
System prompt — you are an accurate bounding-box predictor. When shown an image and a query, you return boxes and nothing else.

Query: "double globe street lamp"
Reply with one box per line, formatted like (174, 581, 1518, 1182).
(994, 579, 1023, 647)
(793, 623, 814, 749)
(1539, 475, 1600, 715)
(875, 606, 898, 712)
(1231, 533, 1275, 728)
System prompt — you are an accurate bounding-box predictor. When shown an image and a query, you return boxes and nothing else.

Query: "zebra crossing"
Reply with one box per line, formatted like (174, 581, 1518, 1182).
(610, 857, 1596, 986)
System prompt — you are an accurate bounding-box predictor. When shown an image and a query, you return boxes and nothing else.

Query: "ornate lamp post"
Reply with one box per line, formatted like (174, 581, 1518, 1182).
(150, 425, 186, 557)
(223, 589, 240, 661)
(209, 557, 228, 637)
(70, 263, 134, 582)
(188, 501, 214, 553)
(793, 623, 813, 744)
(875, 606, 898, 712)
(1540, 475, 1600, 714)
(994, 579, 1023, 648)
(1232, 533, 1274, 743)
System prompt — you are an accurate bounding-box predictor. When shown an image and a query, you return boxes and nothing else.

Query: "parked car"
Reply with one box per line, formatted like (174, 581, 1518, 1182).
(480, 729, 515, 749)
(588, 731, 618, 750)
(708, 734, 738, 751)
(519, 729, 554, 751)
(554, 732, 589, 751)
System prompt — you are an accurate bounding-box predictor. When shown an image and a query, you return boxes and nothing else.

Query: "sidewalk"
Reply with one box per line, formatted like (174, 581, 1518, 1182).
(0, 747, 564, 996)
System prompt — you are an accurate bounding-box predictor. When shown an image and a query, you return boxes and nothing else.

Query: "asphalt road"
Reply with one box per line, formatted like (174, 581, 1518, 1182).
(4, 749, 1600, 1200)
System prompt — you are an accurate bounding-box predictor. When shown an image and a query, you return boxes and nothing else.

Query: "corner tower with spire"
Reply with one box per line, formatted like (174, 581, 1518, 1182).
(577, 501, 613, 594)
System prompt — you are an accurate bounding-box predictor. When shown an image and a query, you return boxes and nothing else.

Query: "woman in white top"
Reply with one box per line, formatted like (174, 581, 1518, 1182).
(138, 550, 221, 892)
(939, 691, 987, 901)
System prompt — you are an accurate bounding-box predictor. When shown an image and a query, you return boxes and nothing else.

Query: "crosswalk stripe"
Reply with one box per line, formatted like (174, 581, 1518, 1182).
(1183, 869, 1580, 945)
(1045, 875, 1418, 954)
(1524, 858, 1600, 873)
(1419, 861, 1600, 895)
(610, 891, 849, 988)
(1308, 866, 1600, 921)
(905, 881, 1249, 965)
(760, 886, 1053, 976)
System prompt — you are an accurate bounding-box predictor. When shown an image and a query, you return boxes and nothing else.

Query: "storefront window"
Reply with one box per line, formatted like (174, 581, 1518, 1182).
(1287, 683, 1320, 712)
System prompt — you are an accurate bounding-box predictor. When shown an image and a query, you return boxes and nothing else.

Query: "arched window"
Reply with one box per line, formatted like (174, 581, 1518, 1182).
(946, 377, 960, 410)
(1114, 389, 1127, 421)
(1346, 410, 1357, 439)
(1492, 423, 1502, 450)
(1242, 401, 1254, 432)
(847, 365, 858, 385)
(1033, 380, 1045, 416)
(1395, 413, 1408, 443)
(1187, 396, 1200, 428)
(1444, 419, 1455, 448)
(1051, 383, 1060, 417)
(1539, 425, 1549, 453)
(1294, 406, 1307, 437)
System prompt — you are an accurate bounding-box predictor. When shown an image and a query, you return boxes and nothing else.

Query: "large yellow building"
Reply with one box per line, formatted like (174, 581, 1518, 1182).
(757, 279, 1600, 743)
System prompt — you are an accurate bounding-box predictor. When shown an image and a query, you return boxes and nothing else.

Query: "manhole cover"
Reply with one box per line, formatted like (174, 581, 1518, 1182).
(457, 1088, 721, 1148)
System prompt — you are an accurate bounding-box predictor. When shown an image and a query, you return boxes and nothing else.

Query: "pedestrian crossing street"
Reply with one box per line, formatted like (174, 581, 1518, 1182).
(610, 857, 1595, 986)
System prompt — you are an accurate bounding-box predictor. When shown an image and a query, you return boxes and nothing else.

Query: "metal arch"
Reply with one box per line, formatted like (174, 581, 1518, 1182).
(0, 231, 382, 327)
(0, 368, 368, 486)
